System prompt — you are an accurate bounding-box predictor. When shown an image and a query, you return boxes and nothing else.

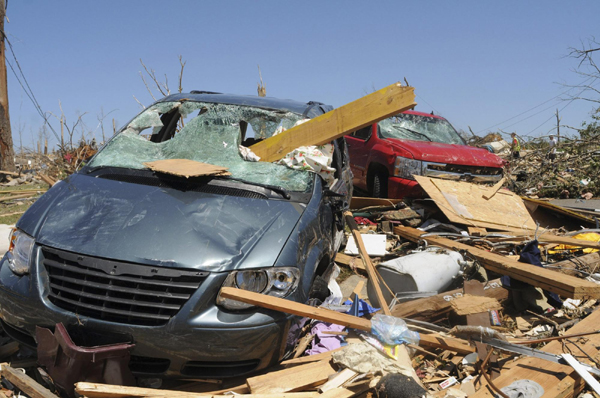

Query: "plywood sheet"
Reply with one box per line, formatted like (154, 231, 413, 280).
(143, 159, 231, 178)
(414, 176, 536, 230)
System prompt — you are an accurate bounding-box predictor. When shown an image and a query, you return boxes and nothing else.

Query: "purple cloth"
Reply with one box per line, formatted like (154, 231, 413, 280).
(305, 322, 346, 355)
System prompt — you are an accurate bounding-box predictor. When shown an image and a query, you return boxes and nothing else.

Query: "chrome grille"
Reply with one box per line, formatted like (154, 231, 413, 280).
(42, 247, 208, 326)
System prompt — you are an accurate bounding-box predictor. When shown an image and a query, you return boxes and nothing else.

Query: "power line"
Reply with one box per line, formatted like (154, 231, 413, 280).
(1, 29, 61, 143)
(476, 75, 597, 133)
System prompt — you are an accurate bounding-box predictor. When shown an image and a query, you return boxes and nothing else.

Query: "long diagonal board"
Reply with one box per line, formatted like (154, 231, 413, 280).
(219, 287, 475, 355)
(250, 83, 416, 162)
(394, 226, 600, 299)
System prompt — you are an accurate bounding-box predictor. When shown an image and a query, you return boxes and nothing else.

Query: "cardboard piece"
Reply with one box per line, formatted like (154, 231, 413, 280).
(143, 159, 231, 178)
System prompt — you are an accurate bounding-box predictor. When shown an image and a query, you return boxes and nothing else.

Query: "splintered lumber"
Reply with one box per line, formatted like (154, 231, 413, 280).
(334, 252, 365, 271)
(37, 173, 56, 187)
(394, 226, 600, 299)
(75, 382, 317, 398)
(143, 159, 231, 178)
(250, 83, 416, 162)
(481, 177, 506, 200)
(0, 364, 58, 398)
(471, 306, 600, 398)
(247, 359, 336, 394)
(318, 368, 357, 393)
(0, 192, 36, 202)
(344, 211, 391, 314)
(414, 175, 537, 231)
(391, 279, 508, 322)
(219, 287, 475, 354)
(546, 252, 600, 276)
(450, 294, 502, 316)
(350, 196, 404, 210)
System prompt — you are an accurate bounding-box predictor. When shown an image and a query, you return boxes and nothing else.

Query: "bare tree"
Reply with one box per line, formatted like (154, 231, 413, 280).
(134, 56, 187, 107)
(565, 37, 600, 105)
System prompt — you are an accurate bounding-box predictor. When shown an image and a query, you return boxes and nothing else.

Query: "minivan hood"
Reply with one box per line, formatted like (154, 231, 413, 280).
(18, 173, 305, 272)
(387, 139, 505, 167)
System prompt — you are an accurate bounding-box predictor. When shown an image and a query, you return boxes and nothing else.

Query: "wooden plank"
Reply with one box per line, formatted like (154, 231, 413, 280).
(544, 252, 600, 276)
(482, 177, 506, 200)
(488, 232, 600, 250)
(219, 287, 475, 354)
(250, 83, 416, 162)
(37, 173, 56, 187)
(414, 175, 537, 231)
(391, 279, 508, 322)
(343, 211, 391, 314)
(75, 382, 318, 398)
(349, 196, 404, 210)
(334, 252, 365, 271)
(318, 368, 358, 393)
(0, 193, 36, 202)
(394, 226, 600, 299)
(281, 347, 343, 366)
(523, 197, 596, 226)
(247, 359, 336, 394)
(471, 306, 600, 398)
(450, 294, 501, 316)
(0, 364, 58, 398)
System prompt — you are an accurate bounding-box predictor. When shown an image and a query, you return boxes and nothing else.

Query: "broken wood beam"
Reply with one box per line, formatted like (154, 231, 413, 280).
(394, 226, 600, 299)
(344, 211, 391, 314)
(391, 279, 508, 322)
(246, 359, 336, 394)
(219, 287, 475, 354)
(37, 173, 56, 187)
(0, 192, 37, 202)
(250, 83, 416, 162)
(0, 363, 58, 398)
(75, 382, 318, 398)
(482, 177, 506, 200)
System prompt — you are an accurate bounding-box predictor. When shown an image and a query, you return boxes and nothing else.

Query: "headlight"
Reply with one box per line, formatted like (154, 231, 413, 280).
(6, 229, 35, 276)
(216, 267, 300, 310)
(394, 157, 423, 179)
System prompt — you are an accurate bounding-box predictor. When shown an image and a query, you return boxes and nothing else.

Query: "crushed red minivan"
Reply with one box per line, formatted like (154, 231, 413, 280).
(346, 110, 505, 198)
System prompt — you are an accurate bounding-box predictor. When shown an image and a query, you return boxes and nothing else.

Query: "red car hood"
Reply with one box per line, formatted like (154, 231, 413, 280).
(387, 139, 505, 167)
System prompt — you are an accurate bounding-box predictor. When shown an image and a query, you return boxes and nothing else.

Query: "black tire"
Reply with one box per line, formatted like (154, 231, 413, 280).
(308, 275, 330, 302)
(372, 173, 388, 198)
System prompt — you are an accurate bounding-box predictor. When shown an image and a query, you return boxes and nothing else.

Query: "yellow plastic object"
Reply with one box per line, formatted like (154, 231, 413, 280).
(548, 233, 600, 254)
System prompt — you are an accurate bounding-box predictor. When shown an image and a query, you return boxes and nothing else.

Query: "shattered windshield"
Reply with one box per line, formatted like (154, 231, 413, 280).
(379, 113, 465, 145)
(89, 101, 315, 192)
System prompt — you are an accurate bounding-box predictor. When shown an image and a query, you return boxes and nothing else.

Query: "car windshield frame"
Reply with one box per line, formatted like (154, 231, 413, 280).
(378, 113, 466, 145)
(87, 100, 316, 193)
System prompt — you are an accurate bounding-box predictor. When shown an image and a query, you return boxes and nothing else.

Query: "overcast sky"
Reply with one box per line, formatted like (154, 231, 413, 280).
(4, 1, 600, 149)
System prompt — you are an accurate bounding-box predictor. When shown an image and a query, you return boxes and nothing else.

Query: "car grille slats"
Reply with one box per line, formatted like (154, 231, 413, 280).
(42, 247, 208, 326)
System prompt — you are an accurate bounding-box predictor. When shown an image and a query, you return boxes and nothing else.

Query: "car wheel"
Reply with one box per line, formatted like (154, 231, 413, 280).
(372, 173, 388, 198)
(308, 275, 330, 302)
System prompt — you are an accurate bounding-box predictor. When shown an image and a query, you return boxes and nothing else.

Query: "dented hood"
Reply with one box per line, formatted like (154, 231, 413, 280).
(387, 139, 505, 167)
(18, 173, 305, 272)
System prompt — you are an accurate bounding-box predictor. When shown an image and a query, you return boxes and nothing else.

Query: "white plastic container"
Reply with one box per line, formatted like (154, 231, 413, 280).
(367, 249, 464, 307)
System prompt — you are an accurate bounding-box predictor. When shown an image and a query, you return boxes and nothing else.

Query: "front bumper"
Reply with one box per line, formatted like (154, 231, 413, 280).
(0, 248, 296, 378)
(387, 177, 425, 199)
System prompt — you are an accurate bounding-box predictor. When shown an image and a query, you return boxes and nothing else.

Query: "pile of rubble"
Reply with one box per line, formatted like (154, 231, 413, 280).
(0, 176, 600, 398)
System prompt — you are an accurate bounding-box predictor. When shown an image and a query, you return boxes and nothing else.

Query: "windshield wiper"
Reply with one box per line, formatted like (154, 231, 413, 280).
(399, 127, 432, 142)
(227, 177, 291, 199)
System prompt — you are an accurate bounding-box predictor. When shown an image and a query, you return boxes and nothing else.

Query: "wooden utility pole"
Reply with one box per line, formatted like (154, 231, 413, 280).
(556, 109, 561, 144)
(0, 0, 16, 171)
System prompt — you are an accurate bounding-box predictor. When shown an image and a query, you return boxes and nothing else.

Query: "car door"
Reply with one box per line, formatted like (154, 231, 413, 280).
(345, 125, 372, 190)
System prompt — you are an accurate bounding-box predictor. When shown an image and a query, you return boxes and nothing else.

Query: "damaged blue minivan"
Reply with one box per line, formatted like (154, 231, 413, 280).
(0, 92, 352, 378)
